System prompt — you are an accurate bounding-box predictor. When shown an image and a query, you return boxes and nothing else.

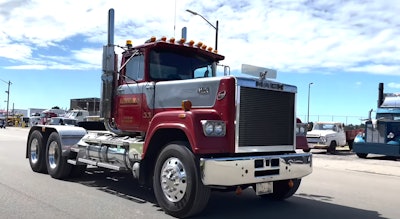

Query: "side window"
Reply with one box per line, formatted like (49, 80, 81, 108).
(194, 65, 212, 78)
(126, 54, 144, 81)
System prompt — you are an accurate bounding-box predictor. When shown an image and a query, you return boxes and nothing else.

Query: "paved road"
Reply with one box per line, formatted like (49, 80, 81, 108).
(0, 127, 399, 219)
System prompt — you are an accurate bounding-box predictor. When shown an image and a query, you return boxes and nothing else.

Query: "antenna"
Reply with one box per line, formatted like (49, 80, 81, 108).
(174, 0, 177, 37)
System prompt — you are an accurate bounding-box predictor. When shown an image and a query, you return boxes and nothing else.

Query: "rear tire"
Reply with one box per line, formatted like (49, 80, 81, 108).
(257, 179, 301, 200)
(348, 140, 354, 151)
(153, 142, 210, 218)
(28, 130, 47, 173)
(46, 132, 72, 179)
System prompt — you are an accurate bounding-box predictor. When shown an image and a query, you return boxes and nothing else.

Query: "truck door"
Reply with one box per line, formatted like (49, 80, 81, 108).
(115, 52, 155, 132)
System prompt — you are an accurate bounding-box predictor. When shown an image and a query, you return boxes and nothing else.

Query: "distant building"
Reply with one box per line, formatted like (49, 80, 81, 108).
(70, 97, 100, 116)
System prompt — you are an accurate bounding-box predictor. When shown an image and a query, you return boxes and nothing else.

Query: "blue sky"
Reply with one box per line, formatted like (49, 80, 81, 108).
(1, 0, 399, 125)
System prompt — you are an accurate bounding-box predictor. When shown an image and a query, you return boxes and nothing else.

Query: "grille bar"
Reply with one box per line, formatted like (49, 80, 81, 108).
(238, 86, 295, 147)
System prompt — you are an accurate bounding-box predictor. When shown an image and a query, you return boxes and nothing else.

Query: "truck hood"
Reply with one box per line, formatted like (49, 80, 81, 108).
(307, 130, 336, 138)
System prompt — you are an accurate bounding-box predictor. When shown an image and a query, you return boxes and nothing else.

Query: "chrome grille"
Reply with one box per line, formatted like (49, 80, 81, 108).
(238, 86, 295, 147)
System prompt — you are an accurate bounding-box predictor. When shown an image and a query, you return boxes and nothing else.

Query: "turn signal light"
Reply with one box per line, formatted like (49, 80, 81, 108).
(181, 100, 192, 111)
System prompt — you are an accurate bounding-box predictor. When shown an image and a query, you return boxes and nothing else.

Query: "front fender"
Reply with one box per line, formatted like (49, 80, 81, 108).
(145, 109, 232, 155)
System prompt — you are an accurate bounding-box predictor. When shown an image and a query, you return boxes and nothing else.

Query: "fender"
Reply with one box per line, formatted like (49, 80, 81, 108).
(144, 109, 233, 156)
(26, 125, 87, 158)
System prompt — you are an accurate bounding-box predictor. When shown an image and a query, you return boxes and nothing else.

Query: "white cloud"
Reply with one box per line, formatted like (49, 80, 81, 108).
(388, 82, 400, 89)
(1, 0, 400, 75)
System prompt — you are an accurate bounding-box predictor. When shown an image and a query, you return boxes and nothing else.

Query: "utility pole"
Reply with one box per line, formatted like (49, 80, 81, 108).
(307, 82, 313, 123)
(1, 79, 11, 126)
(186, 9, 219, 51)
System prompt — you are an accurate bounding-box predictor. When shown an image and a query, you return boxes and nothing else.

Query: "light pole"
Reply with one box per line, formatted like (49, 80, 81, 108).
(186, 9, 218, 51)
(307, 82, 313, 123)
(0, 79, 11, 127)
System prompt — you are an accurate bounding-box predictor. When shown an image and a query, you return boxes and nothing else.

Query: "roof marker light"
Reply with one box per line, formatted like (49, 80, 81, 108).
(196, 42, 203, 47)
(207, 47, 213, 52)
(150, 36, 156, 42)
(160, 36, 167, 41)
(201, 45, 207, 50)
(126, 40, 132, 48)
(169, 37, 175, 43)
(179, 38, 186, 44)
(188, 40, 195, 46)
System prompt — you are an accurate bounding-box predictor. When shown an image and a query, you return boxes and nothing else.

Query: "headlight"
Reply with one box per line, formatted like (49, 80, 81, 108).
(204, 123, 214, 135)
(387, 132, 395, 139)
(201, 120, 226, 137)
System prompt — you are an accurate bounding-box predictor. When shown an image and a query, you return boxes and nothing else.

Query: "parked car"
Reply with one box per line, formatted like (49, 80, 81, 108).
(48, 117, 77, 126)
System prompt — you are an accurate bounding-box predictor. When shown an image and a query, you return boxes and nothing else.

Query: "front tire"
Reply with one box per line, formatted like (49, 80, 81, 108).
(46, 132, 72, 179)
(356, 153, 368, 158)
(327, 141, 337, 154)
(153, 142, 210, 218)
(28, 130, 47, 173)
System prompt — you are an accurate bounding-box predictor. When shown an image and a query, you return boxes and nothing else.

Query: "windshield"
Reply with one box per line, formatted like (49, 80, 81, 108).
(313, 123, 338, 131)
(376, 113, 400, 120)
(149, 49, 214, 81)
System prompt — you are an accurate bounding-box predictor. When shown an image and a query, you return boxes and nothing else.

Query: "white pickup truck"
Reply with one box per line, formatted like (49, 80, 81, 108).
(306, 122, 347, 153)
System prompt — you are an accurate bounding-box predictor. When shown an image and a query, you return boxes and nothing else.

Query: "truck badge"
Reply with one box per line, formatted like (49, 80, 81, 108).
(198, 87, 209, 95)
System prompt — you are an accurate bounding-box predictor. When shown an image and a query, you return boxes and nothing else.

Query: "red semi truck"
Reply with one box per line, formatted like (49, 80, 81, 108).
(26, 9, 312, 218)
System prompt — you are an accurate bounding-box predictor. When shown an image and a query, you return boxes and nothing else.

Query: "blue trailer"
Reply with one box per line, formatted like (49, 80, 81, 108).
(353, 83, 400, 158)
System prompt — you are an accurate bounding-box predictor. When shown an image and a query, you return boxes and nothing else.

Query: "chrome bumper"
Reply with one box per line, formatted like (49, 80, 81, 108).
(200, 153, 312, 186)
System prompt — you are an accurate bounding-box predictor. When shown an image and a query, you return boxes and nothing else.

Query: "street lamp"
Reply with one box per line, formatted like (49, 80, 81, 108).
(1, 79, 11, 126)
(186, 9, 219, 51)
(307, 82, 313, 123)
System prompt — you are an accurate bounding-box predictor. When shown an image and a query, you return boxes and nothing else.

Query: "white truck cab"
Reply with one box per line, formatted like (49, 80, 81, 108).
(306, 122, 347, 153)
(64, 110, 89, 122)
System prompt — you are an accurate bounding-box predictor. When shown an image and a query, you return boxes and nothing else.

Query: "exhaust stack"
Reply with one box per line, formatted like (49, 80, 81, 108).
(101, 8, 115, 120)
(378, 82, 384, 107)
(100, 9, 135, 136)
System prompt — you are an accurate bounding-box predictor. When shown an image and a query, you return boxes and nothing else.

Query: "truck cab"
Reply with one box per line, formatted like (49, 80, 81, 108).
(306, 121, 347, 153)
(353, 83, 400, 158)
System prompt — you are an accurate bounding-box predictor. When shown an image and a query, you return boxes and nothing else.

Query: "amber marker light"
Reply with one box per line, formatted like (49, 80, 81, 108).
(188, 40, 195, 46)
(169, 37, 175, 43)
(160, 36, 167, 41)
(126, 40, 132, 47)
(201, 45, 207, 50)
(181, 100, 192, 111)
(179, 38, 186, 44)
(196, 42, 203, 47)
(150, 36, 156, 42)
(207, 47, 213, 52)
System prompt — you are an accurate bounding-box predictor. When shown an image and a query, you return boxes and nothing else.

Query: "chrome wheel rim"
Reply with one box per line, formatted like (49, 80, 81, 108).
(30, 138, 39, 164)
(160, 157, 187, 202)
(48, 141, 58, 169)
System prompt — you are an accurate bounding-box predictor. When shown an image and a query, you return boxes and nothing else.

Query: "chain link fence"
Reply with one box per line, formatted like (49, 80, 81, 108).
(298, 115, 367, 125)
